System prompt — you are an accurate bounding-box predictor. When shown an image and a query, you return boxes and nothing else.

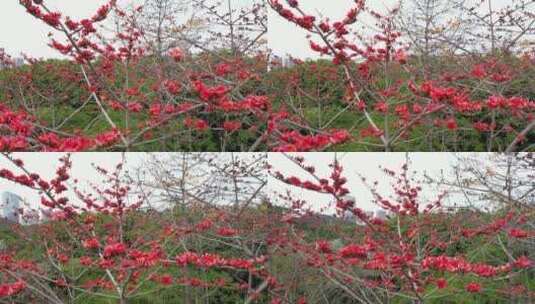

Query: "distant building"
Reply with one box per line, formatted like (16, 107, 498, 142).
(341, 195, 357, 221)
(0, 192, 22, 223)
(281, 55, 297, 68)
(0, 48, 24, 69)
(269, 53, 308, 70)
(355, 211, 375, 225)
(339, 194, 391, 225)
(375, 210, 387, 220)
(20, 209, 40, 226)
(39, 208, 54, 223)
(13, 57, 24, 67)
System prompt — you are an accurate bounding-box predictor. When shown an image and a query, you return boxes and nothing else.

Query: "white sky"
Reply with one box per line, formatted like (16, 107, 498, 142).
(0, 152, 495, 219)
(0, 1, 130, 59)
(267, 152, 477, 215)
(0, 0, 257, 59)
(267, 0, 516, 59)
(0, 152, 264, 212)
(0, 0, 519, 59)
(0, 152, 145, 211)
(268, 0, 400, 59)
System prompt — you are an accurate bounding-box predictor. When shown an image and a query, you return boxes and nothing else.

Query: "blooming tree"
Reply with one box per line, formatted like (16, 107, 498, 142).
(0, 152, 533, 302)
(268, 153, 534, 302)
(0, 0, 532, 151)
(1, 0, 273, 151)
(0, 153, 274, 303)
(267, 0, 535, 152)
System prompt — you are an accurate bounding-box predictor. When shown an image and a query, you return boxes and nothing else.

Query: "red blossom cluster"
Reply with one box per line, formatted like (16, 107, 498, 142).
(175, 252, 257, 270)
(168, 47, 183, 62)
(0, 153, 533, 302)
(0, 154, 280, 302)
(272, 130, 351, 151)
(193, 81, 230, 102)
(8, 1, 280, 151)
(266, 0, 535, 152)
(0, 103, 121, 151)
(103, 242, 127, 257)
(422, 255, 513, 277)
(0, 281, 26, 297)
(269, 156, 535, 300)
(20, 0, 114, 63)
(271, 156, 349, 199)
(0, 255, 31, 297)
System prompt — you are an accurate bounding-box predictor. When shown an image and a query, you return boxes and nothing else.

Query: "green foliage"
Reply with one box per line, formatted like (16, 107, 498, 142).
(1, 52, 533, 151)
(1, 205, 533, 303)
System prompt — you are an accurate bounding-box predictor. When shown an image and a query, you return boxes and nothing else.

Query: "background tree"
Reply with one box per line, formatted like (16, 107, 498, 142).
(129, 152, 267, 211)
(189, 0, 268, 55)
(138, 0, 202, 57)
(397, 0, 460, 60)
(268, 153, 534, 303)
(0, 152, 273, 303)
(451, 0, 535, 54)
(427, 153, 534, 210)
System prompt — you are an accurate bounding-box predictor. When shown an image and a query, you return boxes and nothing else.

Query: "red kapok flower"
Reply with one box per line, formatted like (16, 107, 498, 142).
(163, 80, 181, 95)
(509, 228, 529, 238)
(445, 118, 458, 130)
(83, 238, 100, 249)
(0, 280, 26, 297)
(160, 274, 173, 285)
(465, 282, 481, 293)
(315, 240, 332, 254)
(223, 120, 242, 132)
(217, 227, 237, 237)
(514, 256, 533, 268)
(80, 256, 93, 266)
(169, 47, 184, 62)
(436, 278, 448, 289)
(339, 244, 368, 258)
(103, 242, 126, 257)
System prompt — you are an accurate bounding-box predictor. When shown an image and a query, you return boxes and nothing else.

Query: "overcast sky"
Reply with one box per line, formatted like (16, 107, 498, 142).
(0, 152, 264, 213)
(3, 0, 365, 59)
(268, 0, 400, 59)
(0, 0, 400, 59)
(267, 0, 517, 59)
(267, 152, 483, 215)
(0, 0, 256, 59)
(1, 0, 520, 59)
(0, 152, 496, 220)
(0, 152, 145, 211)
(0, 1, 125, 58)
